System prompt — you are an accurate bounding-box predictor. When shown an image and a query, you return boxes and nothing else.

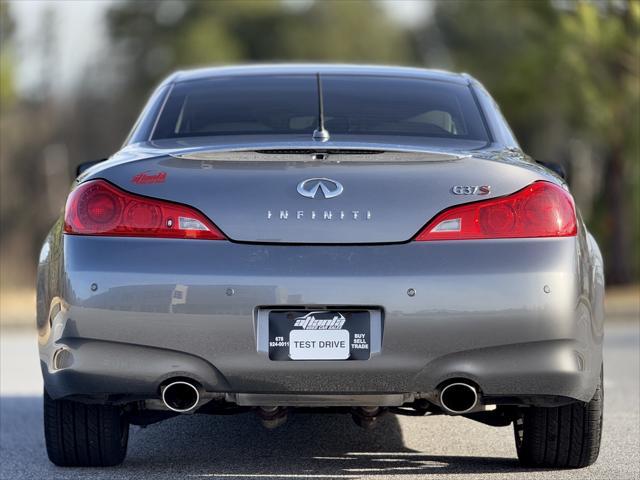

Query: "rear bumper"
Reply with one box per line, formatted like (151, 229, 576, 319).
(41, 336, 596, 406)
(38, 235, 604, 405)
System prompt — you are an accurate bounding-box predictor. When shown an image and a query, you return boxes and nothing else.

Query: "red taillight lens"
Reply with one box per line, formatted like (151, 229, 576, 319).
(64, 180, 226, 240)
(415, 181, 577, 241)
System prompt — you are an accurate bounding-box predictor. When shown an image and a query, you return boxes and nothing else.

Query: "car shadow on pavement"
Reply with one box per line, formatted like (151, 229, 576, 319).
(126, 411, 529, 477)
(1, 396, 543, 479)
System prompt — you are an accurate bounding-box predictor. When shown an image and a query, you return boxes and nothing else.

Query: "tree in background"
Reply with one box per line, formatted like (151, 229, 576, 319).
(426, 0, 639, 284)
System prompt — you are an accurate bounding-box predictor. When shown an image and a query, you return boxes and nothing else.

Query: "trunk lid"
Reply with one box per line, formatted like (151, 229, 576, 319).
(92, 148, 545, 244)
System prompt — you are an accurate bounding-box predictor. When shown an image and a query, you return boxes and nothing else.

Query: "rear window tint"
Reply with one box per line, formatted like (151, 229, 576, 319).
(152, 75, 489, 142)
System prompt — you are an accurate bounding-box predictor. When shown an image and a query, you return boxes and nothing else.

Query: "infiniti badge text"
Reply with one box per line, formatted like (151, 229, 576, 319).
(267, 209, 372, 221)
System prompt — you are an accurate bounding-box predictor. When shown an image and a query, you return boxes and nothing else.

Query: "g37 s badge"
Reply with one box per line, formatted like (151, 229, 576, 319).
(451, 185, 491, 195)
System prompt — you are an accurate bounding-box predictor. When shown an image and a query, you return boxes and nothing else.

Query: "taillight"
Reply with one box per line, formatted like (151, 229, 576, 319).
(64, 179, 226, 240)
(415, 181, 577, 241)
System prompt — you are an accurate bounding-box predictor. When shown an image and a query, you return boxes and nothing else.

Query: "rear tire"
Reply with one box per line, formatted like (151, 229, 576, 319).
(514, 369, 603, 468)
(44, 390, 129, 467)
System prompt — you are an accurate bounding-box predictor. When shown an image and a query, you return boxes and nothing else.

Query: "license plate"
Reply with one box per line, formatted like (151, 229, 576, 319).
(268, 310, 371, 361)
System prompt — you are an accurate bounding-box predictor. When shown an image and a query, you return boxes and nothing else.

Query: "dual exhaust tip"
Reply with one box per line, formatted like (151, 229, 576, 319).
(161, 380, 200, 413)
(161, 379, 479, 415)
(439, 382, 479, 415)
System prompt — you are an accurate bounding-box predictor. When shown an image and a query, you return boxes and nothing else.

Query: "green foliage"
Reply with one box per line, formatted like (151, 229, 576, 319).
(558, 2, 639, 143)
(0, 1, 15, 107)
(0, 50, 14, 107)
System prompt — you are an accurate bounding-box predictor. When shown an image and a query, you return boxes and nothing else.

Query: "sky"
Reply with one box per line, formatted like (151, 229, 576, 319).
(7, 0, 432, 97)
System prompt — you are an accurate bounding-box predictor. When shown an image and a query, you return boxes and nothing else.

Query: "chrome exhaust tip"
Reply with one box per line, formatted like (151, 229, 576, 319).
(161, 380, 200, 413)
(439, 382, 479, 415)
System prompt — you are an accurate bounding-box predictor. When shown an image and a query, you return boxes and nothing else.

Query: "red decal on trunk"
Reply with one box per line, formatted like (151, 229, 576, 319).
(132, 171, 167, 184)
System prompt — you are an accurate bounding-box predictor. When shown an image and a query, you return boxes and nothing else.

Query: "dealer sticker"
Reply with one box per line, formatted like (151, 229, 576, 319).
(289, 329, 350, 360)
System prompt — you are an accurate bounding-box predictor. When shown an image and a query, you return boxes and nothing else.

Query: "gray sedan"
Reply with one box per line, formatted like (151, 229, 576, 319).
(37, 64, 604, 469)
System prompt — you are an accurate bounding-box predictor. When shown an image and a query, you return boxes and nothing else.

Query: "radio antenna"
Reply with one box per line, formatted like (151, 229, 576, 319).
(312, 73, 330, 142)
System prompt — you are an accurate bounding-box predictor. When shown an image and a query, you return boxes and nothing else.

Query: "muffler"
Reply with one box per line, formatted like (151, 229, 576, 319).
(161, 380, 201, 413)
(439, 382, 479, 414)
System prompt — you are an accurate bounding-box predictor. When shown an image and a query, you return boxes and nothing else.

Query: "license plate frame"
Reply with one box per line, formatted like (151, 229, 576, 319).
(267, 310, 372, 361)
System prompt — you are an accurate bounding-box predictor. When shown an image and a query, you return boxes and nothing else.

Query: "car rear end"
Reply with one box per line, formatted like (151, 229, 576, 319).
(37, 66, 604, 468)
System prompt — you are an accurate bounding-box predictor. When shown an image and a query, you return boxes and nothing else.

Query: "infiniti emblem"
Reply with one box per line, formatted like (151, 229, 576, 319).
(297, 178, 344, 199)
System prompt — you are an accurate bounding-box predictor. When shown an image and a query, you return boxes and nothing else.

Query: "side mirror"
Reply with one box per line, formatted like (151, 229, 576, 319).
(538, 160, 567, 181)
(76, 158, 107, 177)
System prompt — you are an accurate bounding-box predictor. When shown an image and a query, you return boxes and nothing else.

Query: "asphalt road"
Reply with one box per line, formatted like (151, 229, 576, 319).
(1, 323, 638, 480)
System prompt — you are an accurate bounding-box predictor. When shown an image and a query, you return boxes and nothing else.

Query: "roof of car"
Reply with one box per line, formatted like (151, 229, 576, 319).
(167, 64, 471, 85)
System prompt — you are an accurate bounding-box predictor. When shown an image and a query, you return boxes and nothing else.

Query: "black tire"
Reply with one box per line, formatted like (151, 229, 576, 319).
(514, 370, 603, 469)
(44, 390, 129, 467)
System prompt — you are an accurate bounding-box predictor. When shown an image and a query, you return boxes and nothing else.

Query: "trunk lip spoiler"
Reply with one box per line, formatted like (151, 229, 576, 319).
(169, 144, 471, 162)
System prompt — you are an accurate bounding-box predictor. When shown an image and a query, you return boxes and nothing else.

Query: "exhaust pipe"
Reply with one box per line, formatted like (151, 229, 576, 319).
(352, 406, 383, 429)
(439, 382, 479, 415)
(161, 380, 200, 413)
(257, 406, 288, 429)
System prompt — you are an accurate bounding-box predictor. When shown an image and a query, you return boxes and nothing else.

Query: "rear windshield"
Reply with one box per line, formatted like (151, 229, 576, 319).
(151, 75, 489, 142)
